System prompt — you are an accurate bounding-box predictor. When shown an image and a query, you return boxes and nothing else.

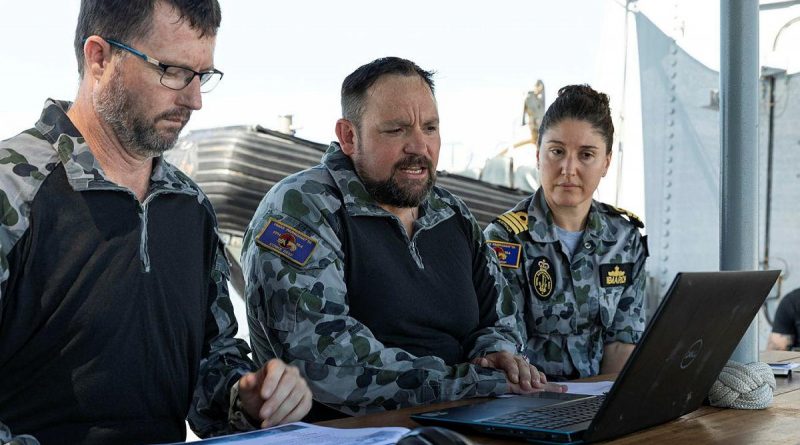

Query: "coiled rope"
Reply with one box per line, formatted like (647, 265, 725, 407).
(708, 361, 776, 410)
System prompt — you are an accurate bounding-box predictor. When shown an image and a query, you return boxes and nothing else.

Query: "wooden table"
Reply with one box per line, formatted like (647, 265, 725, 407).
(319, 351, 800, 444)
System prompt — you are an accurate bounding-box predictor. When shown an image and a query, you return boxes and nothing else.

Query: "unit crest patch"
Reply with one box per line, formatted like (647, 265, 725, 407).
(256, 218, 318, 266)
(487, 240, 522, 268)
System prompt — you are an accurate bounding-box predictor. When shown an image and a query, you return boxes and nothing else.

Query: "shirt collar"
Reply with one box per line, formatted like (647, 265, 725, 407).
(35, 98, 198, 196)
(527, 187, 617, 243)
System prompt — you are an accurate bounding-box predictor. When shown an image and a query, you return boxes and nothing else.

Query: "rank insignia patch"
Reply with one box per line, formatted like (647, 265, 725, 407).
(600, 263, 633, 288)
(256, 218, 318, 266)
(487, 241, 522, 268)
(606, 205, 644, 228)
(531, 256, 555, 300)
(496, 211, 529, 235)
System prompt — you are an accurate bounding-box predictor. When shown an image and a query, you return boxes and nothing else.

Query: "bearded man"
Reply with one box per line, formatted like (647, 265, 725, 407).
(241, 57, 561, 421)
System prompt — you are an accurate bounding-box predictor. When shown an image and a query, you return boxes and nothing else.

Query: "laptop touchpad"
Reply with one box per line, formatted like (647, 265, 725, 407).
(463, 392, 593, 421)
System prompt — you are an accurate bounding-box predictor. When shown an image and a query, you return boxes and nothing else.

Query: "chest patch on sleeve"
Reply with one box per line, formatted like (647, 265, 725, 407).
(487, 240, 522, 268)
(531, 256, 555, 300)
(600, 263, 634, 288)
(256, 218, 318, 266)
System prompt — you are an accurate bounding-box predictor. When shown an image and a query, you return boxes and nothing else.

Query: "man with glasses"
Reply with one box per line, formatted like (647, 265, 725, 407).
(0, 1, 310, 444)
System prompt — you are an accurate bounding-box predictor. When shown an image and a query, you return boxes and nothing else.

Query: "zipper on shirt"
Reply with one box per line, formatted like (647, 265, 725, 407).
(136, 201, 150, 273)
(408, 240, 424, 270)
(137, 188, 196, 273)
(405, 210, 453, 271)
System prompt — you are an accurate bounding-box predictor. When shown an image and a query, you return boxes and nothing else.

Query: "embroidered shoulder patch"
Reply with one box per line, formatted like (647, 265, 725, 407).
(531, 256, 555, 300)
(494, 211, 529, 235)
(256, 218, 318, 266)
(487, 240, 522, 268)
(599, 263, 634, 288)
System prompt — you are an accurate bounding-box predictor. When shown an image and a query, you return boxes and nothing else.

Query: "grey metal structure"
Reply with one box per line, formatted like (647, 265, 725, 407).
(171, 126, 327, 238)
(637, 12, 722, 301)
(637, 11, 800, 348)
(720, 0, 760, 363)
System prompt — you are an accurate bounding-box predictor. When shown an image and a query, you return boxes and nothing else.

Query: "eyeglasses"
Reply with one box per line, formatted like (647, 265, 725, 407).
(103, 38, 224, 93)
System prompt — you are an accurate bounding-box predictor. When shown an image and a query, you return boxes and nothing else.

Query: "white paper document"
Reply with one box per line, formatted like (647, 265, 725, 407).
(160, 422, 410, 445)
(769, 362, 800, 376)
(495, 380, 614, 398)
(563, 381, 614, 396)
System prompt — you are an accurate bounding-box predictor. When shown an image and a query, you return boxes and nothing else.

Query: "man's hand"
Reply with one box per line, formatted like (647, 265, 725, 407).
(507, 381, 567, 394)
(472, 351, 565, 394)
(237, 359, 312, 428)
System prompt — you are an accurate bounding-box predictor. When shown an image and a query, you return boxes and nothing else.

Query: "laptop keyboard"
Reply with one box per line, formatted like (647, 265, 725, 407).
(485, 395, 606, 430)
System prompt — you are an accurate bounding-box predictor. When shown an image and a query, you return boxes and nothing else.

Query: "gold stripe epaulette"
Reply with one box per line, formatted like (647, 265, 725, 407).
(607, 205, 644, 229)
(495, 211, 529, 235)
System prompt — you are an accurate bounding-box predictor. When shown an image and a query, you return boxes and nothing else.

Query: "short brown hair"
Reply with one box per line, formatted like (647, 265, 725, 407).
(74, 0, 221, 77)
(341, 57, 435, 126)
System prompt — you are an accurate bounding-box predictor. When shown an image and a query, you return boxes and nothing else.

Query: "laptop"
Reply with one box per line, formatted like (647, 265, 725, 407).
(412, 270, 780, 444)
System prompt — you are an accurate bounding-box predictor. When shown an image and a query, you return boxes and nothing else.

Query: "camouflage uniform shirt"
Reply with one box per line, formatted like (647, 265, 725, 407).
(241, 142, 522, 416)
(484, 188, 648, 378)
(0, 100, 256, 443)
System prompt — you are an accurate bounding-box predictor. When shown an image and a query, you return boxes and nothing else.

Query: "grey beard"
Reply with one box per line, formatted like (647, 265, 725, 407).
(94, 72, 188, 158)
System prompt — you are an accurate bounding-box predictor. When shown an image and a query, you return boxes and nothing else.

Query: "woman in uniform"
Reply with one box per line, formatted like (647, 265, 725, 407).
(484, 84, 648, 379)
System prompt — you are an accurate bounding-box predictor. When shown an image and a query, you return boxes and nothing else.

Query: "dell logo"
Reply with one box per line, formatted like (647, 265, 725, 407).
(680, 339, 704, 369)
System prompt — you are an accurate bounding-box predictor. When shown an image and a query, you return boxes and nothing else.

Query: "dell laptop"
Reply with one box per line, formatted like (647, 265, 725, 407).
(412, 270, 780, 444)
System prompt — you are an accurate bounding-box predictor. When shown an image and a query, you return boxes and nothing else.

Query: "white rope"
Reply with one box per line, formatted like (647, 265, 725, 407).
(708, 361, 776, 410)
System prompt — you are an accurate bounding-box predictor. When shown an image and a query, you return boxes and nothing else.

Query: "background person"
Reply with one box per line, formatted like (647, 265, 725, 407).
(0, 1, 310, 443)
(242, 57, 560, 420)
(485, 84, 648, 379)
(522, 80, 546, 145)
(768, 287, 800, 351)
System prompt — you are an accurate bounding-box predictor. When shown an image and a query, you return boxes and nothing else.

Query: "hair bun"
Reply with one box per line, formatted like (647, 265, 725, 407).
(557, 84, 610, 111)
(539, 83, 614, 153)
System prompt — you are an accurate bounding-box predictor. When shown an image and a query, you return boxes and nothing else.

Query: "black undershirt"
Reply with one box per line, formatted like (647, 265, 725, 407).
(0, 165, 216, 445)
(339, 204, 501, 366)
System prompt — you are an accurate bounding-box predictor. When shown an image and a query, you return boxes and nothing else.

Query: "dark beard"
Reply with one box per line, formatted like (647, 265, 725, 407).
(94, 69, 190, 158)
(358, 154, 436, 208)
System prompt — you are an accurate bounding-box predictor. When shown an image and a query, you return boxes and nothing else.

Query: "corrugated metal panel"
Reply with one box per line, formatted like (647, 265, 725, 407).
(174, 125, 328, 237)
(437, 173, 529, 227)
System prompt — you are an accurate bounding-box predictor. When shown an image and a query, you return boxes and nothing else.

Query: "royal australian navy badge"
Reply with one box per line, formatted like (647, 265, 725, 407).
(256, 218, 318, 266)
(599, 263, 633, 288)
(487, 241, 522, 268)
(531, 256, 555, 300)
